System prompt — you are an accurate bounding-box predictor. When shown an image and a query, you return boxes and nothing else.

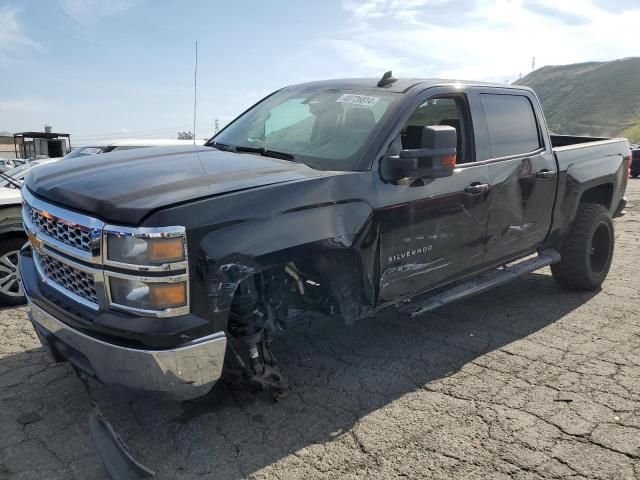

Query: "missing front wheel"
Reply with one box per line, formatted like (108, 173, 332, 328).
(225, 276, 289, 400)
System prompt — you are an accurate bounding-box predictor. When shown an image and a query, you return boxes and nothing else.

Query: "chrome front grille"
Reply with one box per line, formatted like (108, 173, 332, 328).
(36, 252, 99, 304)
(22, 188, 189, 317)
(25, 204, 95, 253)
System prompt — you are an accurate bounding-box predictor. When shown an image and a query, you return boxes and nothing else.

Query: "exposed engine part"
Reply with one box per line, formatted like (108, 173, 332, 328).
(264, 264, 335, 320)
(310, 254, 364, 326)
(226, 276, 288, 399)
(284, 263, 305, 295)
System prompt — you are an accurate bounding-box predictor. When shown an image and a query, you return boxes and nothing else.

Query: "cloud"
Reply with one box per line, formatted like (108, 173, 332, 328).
(342, 0, 455, 23)
(61, 0, 143, 26)
(330, 0, 640, 83)
(522, 1, 591, 25)
(0, 6, 41, 64)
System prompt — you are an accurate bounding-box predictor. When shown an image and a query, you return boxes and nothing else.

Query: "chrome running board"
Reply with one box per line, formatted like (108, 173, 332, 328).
(408, 249, 561, 318)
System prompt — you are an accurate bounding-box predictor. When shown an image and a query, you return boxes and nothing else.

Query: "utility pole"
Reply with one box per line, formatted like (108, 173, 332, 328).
(214, 118, 220, 134)
(193, 41, 198, 145)
(532, 56, 536, 71)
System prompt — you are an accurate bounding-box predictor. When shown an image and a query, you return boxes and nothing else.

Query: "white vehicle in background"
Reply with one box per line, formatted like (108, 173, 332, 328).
(0, 158, 18, 172)
(0, 159, 58, 304)
(64, 138, 204, 159)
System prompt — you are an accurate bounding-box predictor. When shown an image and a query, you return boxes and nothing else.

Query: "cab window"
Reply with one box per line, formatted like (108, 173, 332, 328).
(480, 94, 542, 158)
(401, 97, 471, 164)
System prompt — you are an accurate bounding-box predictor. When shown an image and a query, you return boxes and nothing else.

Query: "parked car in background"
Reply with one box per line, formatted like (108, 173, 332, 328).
(0, 158, 30, 172)
(64, 138, 205, 159)
(0, 159, 16, 172)
(631, 146, 640, 177)
(0, 159, 58, 304)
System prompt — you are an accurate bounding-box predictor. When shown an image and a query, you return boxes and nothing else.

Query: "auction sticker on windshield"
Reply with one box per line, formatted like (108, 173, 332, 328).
(336, 94, 380, 106)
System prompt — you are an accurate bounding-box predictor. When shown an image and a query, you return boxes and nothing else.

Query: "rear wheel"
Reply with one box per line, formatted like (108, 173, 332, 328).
(0, 237, 26, 305)
(551, 203, 614, 291)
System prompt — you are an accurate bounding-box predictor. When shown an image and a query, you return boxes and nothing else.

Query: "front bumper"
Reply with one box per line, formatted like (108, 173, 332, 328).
(28, 300, 227, 400)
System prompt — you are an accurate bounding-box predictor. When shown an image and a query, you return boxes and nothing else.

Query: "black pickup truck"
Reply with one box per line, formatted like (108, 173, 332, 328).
(20, 74, 630, 402)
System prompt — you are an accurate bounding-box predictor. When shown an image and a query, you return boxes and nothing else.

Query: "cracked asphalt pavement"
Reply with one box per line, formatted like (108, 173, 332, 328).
(1, 180, 639, 480)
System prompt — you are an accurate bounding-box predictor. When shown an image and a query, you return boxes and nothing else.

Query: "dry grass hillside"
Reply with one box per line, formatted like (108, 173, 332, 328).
(515, 57, 640, 143)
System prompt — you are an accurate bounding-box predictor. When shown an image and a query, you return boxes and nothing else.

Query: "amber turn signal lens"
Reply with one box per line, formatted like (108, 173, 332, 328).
(149, 282, 187, 309)
(442, 154, 457, 168)
(148, 238, 185, 263)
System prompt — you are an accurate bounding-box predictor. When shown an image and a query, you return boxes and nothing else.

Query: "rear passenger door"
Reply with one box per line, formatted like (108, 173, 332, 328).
(473, 89, 557, 264)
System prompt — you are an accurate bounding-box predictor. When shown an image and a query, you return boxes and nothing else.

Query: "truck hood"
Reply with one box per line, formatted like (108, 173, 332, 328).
(25, 145, 336, 225)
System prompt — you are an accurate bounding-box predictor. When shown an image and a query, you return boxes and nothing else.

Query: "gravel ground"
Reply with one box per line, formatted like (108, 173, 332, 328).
(1, 180, 639, 480)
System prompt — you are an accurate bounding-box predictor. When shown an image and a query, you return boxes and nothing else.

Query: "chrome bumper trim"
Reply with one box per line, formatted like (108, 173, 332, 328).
(28, 301, 227, 400)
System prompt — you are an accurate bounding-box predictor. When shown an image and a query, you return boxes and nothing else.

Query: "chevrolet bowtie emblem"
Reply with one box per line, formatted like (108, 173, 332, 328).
(27, 230, 42, 251)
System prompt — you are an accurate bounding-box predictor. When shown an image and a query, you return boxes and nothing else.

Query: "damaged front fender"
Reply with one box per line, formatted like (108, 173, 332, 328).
(145, 171, 380, 320)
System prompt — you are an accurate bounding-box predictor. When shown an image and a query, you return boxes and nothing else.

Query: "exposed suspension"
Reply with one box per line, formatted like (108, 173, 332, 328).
(226, 276, 288, 399)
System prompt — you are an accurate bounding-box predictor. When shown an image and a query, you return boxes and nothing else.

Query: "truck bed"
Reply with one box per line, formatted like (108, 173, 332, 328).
(550, 134, 611, 149)
(551, 135, 629, 188)
(551, 135, 629, 183)
(546, 134, 629, 248)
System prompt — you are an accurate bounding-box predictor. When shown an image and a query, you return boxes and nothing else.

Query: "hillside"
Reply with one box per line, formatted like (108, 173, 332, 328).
(515, 57, 640, 142)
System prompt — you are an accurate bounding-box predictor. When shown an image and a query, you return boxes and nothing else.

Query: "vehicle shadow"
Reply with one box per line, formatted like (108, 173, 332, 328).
(0, 271, 599, 479)
(90, 270, 597, 479)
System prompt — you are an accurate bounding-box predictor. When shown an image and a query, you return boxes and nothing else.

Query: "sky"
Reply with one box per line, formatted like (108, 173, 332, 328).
(1, 0, 639, 144)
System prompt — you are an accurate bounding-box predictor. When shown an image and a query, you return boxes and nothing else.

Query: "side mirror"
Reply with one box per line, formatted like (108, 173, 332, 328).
(384, 125, 457, 179)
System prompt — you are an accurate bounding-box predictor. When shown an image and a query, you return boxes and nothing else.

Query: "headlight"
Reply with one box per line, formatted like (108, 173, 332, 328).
(104, 225, 189, 316)
(109, 276, 188, 312)
(105, 226, 186, 267)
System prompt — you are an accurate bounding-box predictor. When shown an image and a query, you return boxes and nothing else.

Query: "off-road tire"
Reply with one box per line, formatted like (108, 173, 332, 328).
(551, 203, 614, 291)
(0, 237, 26, 306)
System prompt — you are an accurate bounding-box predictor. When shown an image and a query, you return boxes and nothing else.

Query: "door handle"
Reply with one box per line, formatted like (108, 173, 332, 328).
(536, 169, 555, 179)
(464, 182, 490, 195)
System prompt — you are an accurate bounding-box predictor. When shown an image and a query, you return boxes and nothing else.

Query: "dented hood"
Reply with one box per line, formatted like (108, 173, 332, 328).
(24, 145, 334, 225)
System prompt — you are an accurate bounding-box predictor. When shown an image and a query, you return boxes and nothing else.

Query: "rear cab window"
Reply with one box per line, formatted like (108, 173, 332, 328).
(480, 94, 542, 158)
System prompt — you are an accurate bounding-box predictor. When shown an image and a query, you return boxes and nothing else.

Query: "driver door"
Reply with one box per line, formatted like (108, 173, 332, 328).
(375, 93, 492, 303)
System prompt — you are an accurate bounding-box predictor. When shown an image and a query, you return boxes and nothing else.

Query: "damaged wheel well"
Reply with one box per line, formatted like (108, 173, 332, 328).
(296, 249, 368, 326)
(226, 249, 368, 327)
(222, 249, 367, 399)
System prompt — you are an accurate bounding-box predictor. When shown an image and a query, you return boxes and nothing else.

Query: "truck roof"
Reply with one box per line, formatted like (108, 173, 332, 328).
(288, 77, 531, 94)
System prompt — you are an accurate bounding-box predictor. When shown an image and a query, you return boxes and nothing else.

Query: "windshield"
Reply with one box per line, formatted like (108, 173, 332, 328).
(211, 88, 399, 170)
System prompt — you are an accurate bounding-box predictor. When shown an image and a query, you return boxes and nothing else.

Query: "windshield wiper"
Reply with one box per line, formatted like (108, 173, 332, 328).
(0, 172, 22, 189)
(210, 142, 237, 152)
(234, 146, 296, 161)
(210, 142, 296, 161)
